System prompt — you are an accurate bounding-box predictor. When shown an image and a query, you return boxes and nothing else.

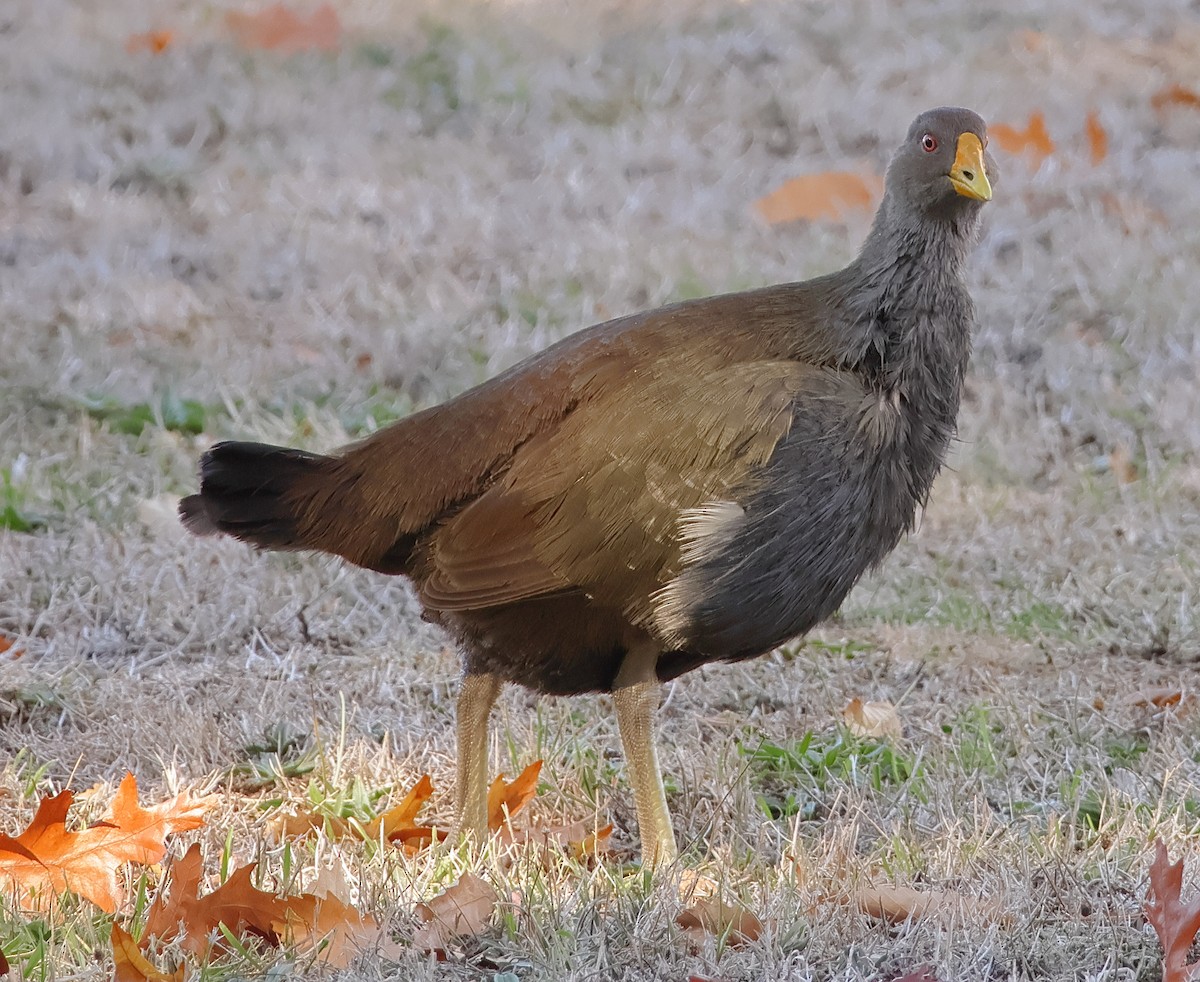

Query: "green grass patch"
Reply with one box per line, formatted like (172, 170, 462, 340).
(741, 729, 923, 821)
(0, 468, 47, 532)
(80, 392, 213, 437)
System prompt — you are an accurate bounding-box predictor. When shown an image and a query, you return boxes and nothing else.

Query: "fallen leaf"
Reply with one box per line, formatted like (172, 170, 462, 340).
(487, 761, 542, 830)
(1108, 444, 1139, 484)
(143, 843, 378, 966)
(273, 890, 380, 969)
(269, 774, 440, 854)
(1085, 111, 1108, 166)
(572, 822, 614, 861)
(0, 636, 20, 660)
(755, 172, 882, 225)
(111, 924, 181, 982)
(367, 773, 436, 841)
(105, 773, 214, 866)
(1151, 84, 1200, 113)
(891, 968, 942, 982)
(125, 30, 174, 55)
(990, 111, 1055, 164)
(226, 3, 341, 54)
(843, 698, 902, 740)
(143, 844, 278, 956)
(679, 870, 720, 902)
(1145, 840, 1200, 982)
(0, 775, 212, 912)
(414, 874, 498, 953)
(676, 896, 763, 947)
(854, 883, 995, 924)
(1124, 687, 1196, 713)
(498, 820, 614, 860)
(0, 948, 8, 977)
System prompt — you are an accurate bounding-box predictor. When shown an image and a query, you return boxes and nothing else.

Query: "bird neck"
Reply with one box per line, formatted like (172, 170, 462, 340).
(832, 200, 979, 387)
(851, 197, 979, 308)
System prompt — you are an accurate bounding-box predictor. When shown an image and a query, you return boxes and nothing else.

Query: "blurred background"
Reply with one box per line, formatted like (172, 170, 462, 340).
(1, 0, 1199, 740)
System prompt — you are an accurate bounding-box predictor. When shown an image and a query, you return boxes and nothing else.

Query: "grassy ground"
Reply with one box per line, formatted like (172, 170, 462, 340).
(3, 0, 1200, 978)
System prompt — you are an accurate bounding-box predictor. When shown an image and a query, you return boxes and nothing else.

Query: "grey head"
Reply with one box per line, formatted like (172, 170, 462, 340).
(883, 106, 996, 224)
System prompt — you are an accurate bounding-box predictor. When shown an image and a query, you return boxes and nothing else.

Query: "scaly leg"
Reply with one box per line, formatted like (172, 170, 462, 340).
(614, 647, 678, 867)
(453, 672, 502, 844)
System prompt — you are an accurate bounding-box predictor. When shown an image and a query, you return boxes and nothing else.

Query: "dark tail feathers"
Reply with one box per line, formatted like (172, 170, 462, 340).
(179, 441, 334, 550)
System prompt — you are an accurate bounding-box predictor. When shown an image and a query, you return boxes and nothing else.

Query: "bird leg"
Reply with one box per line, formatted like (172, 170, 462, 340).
(453, 672, 502, 845)
(614, 648, 678, 867)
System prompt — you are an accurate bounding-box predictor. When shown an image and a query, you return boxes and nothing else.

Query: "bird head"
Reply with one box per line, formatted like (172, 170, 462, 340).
(884, 107, 996, 222)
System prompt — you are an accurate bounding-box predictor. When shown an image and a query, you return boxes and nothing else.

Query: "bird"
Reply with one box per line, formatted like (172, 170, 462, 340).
(180, 106, 994, 867)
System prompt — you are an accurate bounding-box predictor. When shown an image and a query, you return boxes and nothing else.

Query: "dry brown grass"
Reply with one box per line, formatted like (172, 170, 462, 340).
(2, 0, 1200, 978)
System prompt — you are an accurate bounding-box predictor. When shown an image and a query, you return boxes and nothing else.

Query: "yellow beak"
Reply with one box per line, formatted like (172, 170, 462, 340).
(949, 132, 992, 202)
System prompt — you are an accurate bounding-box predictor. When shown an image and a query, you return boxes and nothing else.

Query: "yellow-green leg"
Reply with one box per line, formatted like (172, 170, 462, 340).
(453, 672, 502, 844)
(614, 646, 678, 867)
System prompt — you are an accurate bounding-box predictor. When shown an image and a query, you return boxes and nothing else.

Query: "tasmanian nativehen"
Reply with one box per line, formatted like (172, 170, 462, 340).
(181, 107, 994, 865)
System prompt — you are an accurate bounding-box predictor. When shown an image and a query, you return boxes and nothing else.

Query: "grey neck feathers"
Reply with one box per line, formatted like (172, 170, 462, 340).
(832, 195, 980, 390)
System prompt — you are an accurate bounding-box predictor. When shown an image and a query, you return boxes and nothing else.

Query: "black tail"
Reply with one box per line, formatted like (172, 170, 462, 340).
(179, 441, 334, 550)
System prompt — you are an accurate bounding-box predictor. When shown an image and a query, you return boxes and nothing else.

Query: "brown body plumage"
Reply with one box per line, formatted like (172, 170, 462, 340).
(181, 107, 995, 863)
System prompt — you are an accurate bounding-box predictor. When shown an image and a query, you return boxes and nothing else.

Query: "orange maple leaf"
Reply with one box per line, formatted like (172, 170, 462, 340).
(755, 172, 881, 225)
(226, 3, 341, 54)
(125, 30, 174, 55)
(0, 775, 212, 912)
(486, 760, 542, 830)
(990, 111, 1055, 164)
(111, 924, 182, 982)
(270, 774, 441, 854)
(1145, 839, 1200, 982)
(363, 773, 435, 842)
(1085, 111, 1108, 166)
(1151, 84, 1200, 113)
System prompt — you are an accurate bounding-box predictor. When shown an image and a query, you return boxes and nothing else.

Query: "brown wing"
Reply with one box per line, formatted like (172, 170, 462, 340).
(286, 282, 846, 574)
(419, 356, 827, 625)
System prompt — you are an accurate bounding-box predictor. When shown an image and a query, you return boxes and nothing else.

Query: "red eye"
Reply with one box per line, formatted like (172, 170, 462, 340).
(921, 134, 938, 152)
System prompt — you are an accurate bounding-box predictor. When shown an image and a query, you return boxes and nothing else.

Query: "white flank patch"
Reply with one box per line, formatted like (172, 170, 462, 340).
(652, 500, 745, 645)
(677, 500, 745, 565)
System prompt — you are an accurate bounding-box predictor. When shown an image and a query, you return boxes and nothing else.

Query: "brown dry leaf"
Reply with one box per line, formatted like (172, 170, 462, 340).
(843, 698, 902, 740)
(1085, 111, 1108, 166)
(125, 30, 174, 55)
(854, 883, 995, 924)
(499, 820, 614, 860)
(990, 112, 1055, 164)
(144, 843, 378, 966)
(1108, 444, 1139, 484)
(486, 761, 542, 830)
(676, 896, 763, 948)
(1124, 687, 1196, 712)
(143, 844, 280, 956)
(273, 890, 381, 969)
(413, 874, 498, 953)
(755, 172, 882, 225)
(0, 775, 212, 912)
(892, 968, 942, 982)
(0, 636, 20, 660)
(110, 924, 182, 982)
(1151, 84, 1200, 113)
(226, 3, 341, 54)
(1145, 839, 1200, 982)
(0, 948, 9, 977)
